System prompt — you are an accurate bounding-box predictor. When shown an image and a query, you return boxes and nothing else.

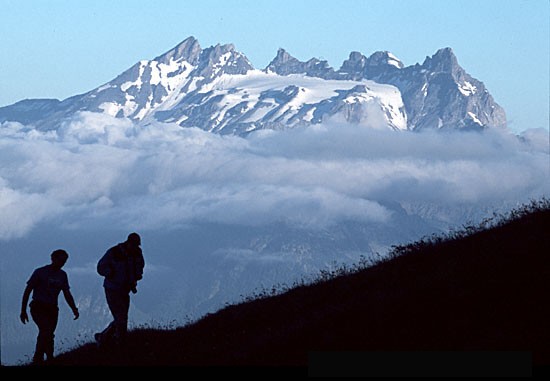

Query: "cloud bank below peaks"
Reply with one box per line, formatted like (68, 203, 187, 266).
(0, 112, 548, 240)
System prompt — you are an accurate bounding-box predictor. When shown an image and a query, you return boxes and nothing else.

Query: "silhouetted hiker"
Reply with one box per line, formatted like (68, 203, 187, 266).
(95, 232, 145, 348)
(20, 249, 80, 364)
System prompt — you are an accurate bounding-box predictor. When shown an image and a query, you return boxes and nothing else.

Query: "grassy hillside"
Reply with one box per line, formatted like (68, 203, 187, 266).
(7, 199, 550, 375)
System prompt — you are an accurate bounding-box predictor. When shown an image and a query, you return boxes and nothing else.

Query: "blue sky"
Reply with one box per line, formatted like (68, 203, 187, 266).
(1, 0, 548, 133)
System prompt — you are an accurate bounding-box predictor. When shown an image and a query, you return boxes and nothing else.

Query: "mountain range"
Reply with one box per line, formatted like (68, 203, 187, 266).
(0, 36, 506, 134)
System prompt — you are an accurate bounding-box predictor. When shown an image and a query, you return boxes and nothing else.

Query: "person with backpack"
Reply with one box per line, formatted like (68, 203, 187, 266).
(95, 232, 145, 347)
(20, 249, 80, 364)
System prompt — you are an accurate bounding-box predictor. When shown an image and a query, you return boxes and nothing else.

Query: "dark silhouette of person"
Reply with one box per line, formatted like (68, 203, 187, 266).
(20, 249, 80, 364)
(95, 232, 144, 347)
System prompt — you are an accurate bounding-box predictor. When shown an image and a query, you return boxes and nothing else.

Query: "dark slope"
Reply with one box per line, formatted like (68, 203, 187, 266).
(14, 200, 550, 372)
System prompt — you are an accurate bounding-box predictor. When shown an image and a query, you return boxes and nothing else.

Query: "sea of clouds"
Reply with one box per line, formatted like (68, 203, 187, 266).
(1, 112, 548, 241)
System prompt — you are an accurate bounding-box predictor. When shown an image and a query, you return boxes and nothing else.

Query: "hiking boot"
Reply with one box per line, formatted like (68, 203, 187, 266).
(31, 354, 44, 365)
(94, 332, 103, 347)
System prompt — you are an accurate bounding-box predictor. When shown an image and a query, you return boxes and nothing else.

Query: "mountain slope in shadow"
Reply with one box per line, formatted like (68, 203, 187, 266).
(14, 200, 550, 371)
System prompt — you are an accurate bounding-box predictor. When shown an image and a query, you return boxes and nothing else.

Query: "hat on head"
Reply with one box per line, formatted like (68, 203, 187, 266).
(127, 232, 141, 246)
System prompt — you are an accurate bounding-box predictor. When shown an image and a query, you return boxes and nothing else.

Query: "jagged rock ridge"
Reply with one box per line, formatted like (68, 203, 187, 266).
(0, 36, 506, 134)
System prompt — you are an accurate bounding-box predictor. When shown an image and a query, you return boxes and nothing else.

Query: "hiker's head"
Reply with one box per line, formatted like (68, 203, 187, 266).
(126, 232, 141, 248)
(51, 249, 69, 269)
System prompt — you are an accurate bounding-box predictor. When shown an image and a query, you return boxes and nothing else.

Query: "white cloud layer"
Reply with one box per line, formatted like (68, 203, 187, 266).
(1, 113, 549, 241)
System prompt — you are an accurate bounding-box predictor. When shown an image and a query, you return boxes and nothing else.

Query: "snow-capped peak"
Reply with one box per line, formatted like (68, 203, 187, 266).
(0, 37, 507, 133)
(367, 51, 404, 69)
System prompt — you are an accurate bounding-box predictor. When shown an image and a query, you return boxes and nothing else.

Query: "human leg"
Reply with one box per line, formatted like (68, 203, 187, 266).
(96, 288, 116, 346)
(30, 301, 59, 362)
(101, 288, 130, 345)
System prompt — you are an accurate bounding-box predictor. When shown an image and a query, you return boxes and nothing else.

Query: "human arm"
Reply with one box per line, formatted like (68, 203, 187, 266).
(129, 250, 144, 294)
(20, 284, 32, 324)
(136, 251, 145, 281)
(62, 289, 79, 320)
